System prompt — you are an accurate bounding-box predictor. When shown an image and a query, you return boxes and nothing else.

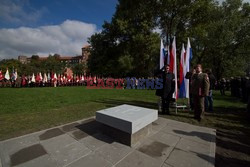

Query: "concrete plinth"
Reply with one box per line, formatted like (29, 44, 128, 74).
(96, 105, 158, 147)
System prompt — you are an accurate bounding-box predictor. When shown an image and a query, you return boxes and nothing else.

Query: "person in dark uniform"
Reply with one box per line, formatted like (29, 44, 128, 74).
(155, 64, 175, 115)
(191, 64, 210, 121)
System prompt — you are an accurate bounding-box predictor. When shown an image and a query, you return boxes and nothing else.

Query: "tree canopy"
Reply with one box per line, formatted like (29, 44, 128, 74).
(88, 0, 250, 79)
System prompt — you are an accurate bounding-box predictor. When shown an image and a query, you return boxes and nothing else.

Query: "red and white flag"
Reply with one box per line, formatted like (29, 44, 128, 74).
(170, 37, 178, 99)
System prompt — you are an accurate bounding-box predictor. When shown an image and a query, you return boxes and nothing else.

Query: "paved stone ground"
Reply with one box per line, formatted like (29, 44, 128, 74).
(0, 117, 216, 167)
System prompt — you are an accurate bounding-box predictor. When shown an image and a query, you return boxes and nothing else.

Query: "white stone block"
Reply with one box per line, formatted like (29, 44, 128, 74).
(96, 105, 158, 134)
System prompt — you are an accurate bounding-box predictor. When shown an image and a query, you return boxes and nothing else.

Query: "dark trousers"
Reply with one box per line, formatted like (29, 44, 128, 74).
(205, 90, 213, 112)
(193, 96, 205, 121)
(162, 97, 170, 114)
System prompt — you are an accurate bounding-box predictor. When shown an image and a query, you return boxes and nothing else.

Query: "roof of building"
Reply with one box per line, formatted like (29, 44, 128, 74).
(82, 44, 91, 49)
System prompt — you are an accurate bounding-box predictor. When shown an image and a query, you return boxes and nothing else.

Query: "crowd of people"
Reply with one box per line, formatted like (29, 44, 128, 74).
(156, 64, 250, 121)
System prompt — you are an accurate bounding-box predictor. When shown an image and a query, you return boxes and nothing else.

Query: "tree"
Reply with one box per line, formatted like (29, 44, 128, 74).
(88, 0, 160, 77)
(88, 0, 250, 79)
(72, 63, 86, 75)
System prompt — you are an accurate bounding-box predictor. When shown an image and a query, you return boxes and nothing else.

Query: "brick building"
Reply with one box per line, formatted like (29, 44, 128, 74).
(18, 44, 91, 65)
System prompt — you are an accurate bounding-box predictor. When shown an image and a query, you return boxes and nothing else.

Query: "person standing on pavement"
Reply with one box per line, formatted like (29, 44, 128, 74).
(155, 64, 175, 115)
(191, 64, 210, 121)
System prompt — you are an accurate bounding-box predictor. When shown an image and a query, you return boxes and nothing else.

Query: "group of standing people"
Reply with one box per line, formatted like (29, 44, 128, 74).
(156, 64, 211, 122)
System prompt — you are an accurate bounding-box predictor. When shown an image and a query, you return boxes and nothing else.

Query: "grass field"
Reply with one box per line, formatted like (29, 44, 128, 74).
(0, 87, 250, 167)
(0, 87, 157, 140)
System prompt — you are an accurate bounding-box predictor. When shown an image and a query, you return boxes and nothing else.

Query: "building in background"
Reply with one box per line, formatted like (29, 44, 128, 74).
(18, 44, 91, 66)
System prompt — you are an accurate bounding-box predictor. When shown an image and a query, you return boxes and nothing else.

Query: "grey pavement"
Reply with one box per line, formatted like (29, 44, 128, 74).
(0, 117, 216, 167)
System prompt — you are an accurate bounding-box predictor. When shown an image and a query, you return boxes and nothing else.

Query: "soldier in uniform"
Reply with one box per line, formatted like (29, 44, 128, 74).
(191, 64, 210, 121)
(155, 64, 175, 115)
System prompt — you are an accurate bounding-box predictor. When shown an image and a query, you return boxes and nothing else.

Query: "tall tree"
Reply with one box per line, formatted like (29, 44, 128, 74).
(88, 0, 160, 77)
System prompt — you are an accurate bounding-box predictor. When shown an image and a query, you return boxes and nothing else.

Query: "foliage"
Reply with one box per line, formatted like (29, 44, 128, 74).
(0, 55, 67, 75)
(88, 0, 160, 77)
(88, 0, 250, 79)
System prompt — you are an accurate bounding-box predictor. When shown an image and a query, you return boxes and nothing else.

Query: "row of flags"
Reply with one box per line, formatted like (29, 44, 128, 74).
(0, 68, 17, 81)
(0, 70, 98, 83)
(160, 37, 193, 99)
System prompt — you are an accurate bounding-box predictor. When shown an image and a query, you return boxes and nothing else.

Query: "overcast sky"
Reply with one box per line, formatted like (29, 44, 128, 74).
(0, 0, 249, 59)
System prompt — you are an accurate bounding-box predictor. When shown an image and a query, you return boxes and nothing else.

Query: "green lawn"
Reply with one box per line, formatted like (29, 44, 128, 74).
(0, 87, 249, 166)
(0, 87, 157, 140)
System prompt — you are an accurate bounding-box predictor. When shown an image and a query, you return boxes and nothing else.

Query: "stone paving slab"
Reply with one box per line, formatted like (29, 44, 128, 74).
(115, 150, 160, 167)
(96, 141, 133, 165)
(65, 152, 112, 167)
(165, 148, 214, 167)
(0, 116, 216, 167)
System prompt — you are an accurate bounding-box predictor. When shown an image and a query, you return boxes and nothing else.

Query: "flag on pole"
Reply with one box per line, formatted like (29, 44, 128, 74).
(5, 68, 10, 80)
(48, 72, 51, 80)
(54, 73, 57, 80)
(39, 72, 43, 81)
(0, 70, 3, 81)
(171, 37, 178, 99)
(31, 73, 35, 82)
(43, 73, 48, 83)
(36, 73, 40, 82)
(14, 69, 18, 80)
(11, 67, 16, 81)
(185, 38, 193, 98)
(179, 44, 186, 98)
(160, 39, 165, 69)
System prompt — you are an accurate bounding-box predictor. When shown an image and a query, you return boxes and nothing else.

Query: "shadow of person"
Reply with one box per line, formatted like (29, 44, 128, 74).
(173, 129, 215, 143)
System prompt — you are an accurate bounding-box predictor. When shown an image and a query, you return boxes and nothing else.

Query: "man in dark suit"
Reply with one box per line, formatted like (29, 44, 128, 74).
(191, 64, 210, 121)
(156, 64, 175, 115)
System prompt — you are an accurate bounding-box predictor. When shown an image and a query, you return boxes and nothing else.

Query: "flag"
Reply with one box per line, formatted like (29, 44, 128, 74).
(179, 44, 186, 98)
(47, 72, 51, 81)
(35, 73, 41, 82)
(39, 72, 43, 81)
(31, 73, 35, 82)
(160, 39, 165, 69)
(11, 67, 17, 81)
(43, 73, 48, 83)
(185, 38, 193, 98)
(0, 70, 3, 81)
(165, 45, 170, 65)
(5, 69, 10, 80)
(171, 37, 178, 99)
(14, 69, 18, 80)
(52, 73, 57, 87)
(53, 73, 57, 81)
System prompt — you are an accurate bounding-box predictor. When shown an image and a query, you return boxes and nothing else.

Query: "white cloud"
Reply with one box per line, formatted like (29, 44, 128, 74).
(0, 0, 47, 25)
(0, 20, 98, 59)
